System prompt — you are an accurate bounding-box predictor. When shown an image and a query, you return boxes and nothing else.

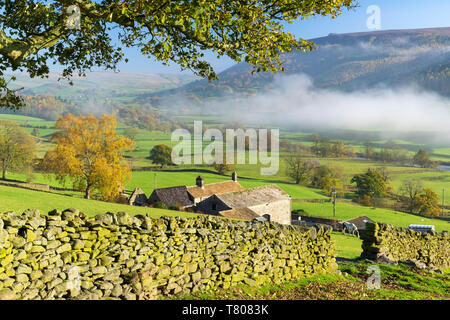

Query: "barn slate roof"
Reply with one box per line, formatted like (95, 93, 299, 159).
(150, 186, 194, 207)
(187, 180, 244, 199)
(128, 187, 148, 206)
(344, 216, 376, 231)
(216, 185, 290, 208)
(219, 207, 260, 220)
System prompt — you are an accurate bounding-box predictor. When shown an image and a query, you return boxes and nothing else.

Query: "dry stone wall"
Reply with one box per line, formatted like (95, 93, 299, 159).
(361, 222, 449, 268)
(0, 208, 337, 300)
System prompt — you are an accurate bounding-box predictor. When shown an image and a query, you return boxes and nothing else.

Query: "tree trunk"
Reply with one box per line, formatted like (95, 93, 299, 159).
(85, 186, 91, 199)
(2, 165, 5, 180)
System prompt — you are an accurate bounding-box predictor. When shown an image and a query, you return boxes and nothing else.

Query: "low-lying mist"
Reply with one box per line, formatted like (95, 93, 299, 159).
(238, 75, 450, 130)
(173, 74, 450, 144)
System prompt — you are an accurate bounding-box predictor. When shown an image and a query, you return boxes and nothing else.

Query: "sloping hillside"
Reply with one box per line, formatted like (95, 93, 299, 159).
(145, 27, 450, 104)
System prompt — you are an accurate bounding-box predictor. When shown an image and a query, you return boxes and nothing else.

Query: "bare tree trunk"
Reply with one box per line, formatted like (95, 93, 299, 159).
(85, 185, 91, 199)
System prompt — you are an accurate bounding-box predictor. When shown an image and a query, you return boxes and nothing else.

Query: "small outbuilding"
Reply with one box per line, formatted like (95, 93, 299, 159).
(147, 186, 194, 209)
(344, 216, 376, 232)
(128, 188, 148, 206)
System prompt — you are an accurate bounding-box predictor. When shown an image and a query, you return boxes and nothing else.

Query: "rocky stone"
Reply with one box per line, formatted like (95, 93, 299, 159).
(401, 259, 427, 270)
(104, 269, 121, 281)
(70, 239, 84, 250)
(16, 264, 32, 274)
(62, 208, 79, 217)
(11, 236, 26, 249)
(95, 213, 114, 226)
(16, 273, 29, 283)
(376, 254, 398, 265)
(92, 266, 107, 274)
(200, 268, 212, 279)
(99, 281, 114, 291)
(191, 272, 202, 282)
(48, 209, 62, 216)
(156, 266, 171, 279)
(111, 284, 123, 297)
(1, 254, 14, 267)
(117, 212, 134, 226)
(30, 270, 43, 281)
(41, 270, 55, 283)
(0, 229, 8, 246)
(30, 245, 46, 253)
(0, 288, 17, 300)
(22, 288, 39, 300)
(56, 243, 71, 254)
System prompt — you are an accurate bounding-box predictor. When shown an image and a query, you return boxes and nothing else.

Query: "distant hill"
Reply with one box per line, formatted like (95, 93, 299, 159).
(1, 72, 196, 122)
(6, 72, 197, 102)
(144, 27, 450, 105)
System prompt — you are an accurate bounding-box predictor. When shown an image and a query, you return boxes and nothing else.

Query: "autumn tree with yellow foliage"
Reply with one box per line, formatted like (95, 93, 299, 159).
(42, 114, 134, 201)
(411, 188, 441, 217)
(0, 120, 36, 180)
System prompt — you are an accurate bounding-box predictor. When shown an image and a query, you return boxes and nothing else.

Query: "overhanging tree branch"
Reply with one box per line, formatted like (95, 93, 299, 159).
(0, 0, 357, 109)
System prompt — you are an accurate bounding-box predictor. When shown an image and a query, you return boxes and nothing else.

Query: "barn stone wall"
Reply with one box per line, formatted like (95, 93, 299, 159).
(0, 209, 337, 300)
(195, 195, 230, 215)
(196, 197, 291, 225)
(361, 222, 449, 268)
(247, 199, 291, 225)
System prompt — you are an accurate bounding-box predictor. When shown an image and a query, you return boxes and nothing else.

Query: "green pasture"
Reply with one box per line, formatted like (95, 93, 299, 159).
(0, 113, 55, 127)
(23, 128, 56, 137)
(0, 185, 195, 218)
(429, 147, 450, 162)
(389, 171, 450, 202)
(317, 158, 430, 177)
(292, 201, 449, 232)
(0, 114, 49, 122)
(4, 172, 66, 189)
(331, 232, 363, 259)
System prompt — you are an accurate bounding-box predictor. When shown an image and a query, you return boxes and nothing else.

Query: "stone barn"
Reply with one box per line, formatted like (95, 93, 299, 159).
(344, 216, 376, 232)
(147, 186, 194, 209)
(197, 185, 292, 225)
(128, 188, 148, 206)
(186, 174, 244, 205)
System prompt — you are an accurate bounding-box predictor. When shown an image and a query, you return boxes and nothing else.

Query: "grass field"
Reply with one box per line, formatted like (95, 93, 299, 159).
(331, 232, 363, 259)
(0, 185, 196, 218)
(0, 114, 55, 129)
(389, 171, 450, 201)
(292, 201, 450, 232)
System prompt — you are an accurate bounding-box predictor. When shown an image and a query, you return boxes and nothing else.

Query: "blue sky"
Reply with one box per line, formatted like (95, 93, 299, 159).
(100, 0, 450, 75)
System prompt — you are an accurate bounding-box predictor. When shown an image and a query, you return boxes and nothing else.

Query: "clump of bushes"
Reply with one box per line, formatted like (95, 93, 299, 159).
(153, 201, 167, 209)
(168, 204, 184, 211)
